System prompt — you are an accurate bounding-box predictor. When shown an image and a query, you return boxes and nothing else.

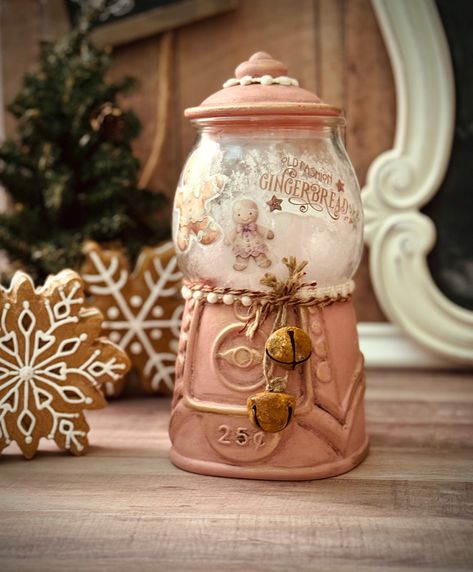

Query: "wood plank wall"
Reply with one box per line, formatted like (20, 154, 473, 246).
(1, 0, 395, 322)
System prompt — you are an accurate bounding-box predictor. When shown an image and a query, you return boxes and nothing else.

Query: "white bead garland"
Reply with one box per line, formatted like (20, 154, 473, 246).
(241, 295, 252, 307)
(222, 75, 299, 89)
(193, 290, 204, 300)
(181, 280, 355, 307)
(207, 292, 219, 304)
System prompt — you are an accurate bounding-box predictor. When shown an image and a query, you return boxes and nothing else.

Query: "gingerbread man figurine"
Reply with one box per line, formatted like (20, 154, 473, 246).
(227, 199, 274, 271)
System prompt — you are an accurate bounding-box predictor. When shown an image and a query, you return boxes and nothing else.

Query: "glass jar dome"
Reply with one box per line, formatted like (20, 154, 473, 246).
(172, 53, 363, 291)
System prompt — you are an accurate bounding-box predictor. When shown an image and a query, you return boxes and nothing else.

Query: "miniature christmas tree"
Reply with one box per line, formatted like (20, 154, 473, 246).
(0, 9, 169, 283)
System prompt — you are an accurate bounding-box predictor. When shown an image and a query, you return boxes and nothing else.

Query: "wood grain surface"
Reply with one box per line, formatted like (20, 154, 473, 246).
(1, 370, 472, 572)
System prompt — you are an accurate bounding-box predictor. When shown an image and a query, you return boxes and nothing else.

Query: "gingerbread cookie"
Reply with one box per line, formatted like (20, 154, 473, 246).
(81, 241, 183, 396)
(0, 270, 130, 459)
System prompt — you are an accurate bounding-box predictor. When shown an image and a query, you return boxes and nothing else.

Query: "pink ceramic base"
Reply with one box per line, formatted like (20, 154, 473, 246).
(170, 298, 368, 481)
(170, 438, 369, 481)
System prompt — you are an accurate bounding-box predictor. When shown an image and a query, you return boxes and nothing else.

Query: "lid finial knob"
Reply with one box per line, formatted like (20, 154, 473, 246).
(223, 52, 299, 89)
(235, 52, 288, 79)
(184, 51, 341, 119)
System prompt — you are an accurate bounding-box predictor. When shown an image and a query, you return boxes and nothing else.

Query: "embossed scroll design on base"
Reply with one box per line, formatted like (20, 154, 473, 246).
(364, 0, 473, 363)
(169, 297, 367, 479)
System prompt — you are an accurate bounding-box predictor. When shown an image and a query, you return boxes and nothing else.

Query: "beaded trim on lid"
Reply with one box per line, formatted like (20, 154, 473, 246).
(185, 51, 342, 119)
(223, 52, 299, 89)
(223, 75, 299, 89)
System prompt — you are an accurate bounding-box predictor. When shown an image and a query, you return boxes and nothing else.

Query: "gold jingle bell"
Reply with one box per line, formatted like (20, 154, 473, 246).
(265, 326, 312, 370)
(247, 391, 296, 433)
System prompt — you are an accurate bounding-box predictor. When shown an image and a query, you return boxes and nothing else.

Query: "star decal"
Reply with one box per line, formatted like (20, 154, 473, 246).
(336, 179, 345, 192)
(266, 195, 283, 212)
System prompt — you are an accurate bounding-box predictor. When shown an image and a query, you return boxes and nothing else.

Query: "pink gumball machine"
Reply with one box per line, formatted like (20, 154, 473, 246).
(169, 52, 368, 480)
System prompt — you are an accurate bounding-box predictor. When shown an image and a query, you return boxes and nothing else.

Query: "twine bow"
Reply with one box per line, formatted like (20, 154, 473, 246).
(242, 257, 317, 392)
(243, 256, 316, 340)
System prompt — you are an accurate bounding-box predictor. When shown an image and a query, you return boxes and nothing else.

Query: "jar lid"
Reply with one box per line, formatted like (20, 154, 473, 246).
(185, 52, 341, 120)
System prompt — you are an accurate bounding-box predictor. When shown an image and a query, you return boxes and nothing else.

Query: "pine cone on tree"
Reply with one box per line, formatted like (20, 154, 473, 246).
(90, 102, 127, 141)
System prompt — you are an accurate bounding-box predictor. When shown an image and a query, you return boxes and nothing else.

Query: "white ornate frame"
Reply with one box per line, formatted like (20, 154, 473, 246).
(360, 0, 473, 366)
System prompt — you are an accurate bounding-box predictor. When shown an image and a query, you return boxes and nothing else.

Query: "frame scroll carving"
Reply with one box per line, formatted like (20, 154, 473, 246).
(363, 0, 473, 364)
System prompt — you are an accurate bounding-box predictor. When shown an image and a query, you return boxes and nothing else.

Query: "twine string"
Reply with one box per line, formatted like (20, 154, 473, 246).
(244, 256, 315, 339)
(247, 257, 314, 393)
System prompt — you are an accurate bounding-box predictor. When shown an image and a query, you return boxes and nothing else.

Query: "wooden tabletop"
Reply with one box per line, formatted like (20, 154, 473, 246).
(1, 370, 472, 572)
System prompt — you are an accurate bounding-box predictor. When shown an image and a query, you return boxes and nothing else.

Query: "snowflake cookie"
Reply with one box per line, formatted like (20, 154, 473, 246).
(0, 270, 131, 459)
(81, 241, 183, 396)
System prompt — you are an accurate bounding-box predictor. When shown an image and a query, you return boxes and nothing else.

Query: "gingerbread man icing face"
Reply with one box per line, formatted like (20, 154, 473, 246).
(174, 151, 226, 252)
